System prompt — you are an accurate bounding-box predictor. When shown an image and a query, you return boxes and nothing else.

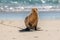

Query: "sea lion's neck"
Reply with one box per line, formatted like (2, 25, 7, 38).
(32, 12, 38, 15)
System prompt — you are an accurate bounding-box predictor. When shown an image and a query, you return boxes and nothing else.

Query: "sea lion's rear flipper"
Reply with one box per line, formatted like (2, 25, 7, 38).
(19, 27, 30, 32)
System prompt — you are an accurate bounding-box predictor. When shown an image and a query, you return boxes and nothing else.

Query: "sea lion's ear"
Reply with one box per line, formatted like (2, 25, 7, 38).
(35, 8, 37, 10)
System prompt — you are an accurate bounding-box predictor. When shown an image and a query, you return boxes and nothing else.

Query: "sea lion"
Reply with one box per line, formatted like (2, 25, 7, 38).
(24, 8, 38, 31)
(20, 8, 38, 32)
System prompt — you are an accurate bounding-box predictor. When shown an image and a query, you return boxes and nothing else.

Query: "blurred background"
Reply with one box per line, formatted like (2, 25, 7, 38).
(0, 0, 60, 20)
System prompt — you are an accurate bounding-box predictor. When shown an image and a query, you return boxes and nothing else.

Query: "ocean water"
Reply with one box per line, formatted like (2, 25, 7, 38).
(0, 0, 60, 5)
(0, 11, 60, 20)
(0, 0, 60, 12)
(0, 0, 60, 20)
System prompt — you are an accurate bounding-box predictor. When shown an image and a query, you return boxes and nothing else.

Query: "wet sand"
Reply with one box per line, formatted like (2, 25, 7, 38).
(0, 20, 60, 40)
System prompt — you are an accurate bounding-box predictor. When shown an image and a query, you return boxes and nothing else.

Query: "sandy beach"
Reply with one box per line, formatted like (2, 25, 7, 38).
(0, 20, 60, 40)
(0, 0, 60, 40)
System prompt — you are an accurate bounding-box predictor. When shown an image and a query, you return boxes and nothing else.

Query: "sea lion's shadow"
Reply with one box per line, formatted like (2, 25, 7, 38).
(19, 30, 33, 32)
(19, 28, 32, 32)
(18, 27, 43, 32)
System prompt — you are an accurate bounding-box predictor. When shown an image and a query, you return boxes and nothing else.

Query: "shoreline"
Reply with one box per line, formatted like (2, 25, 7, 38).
(0, 9, 60, 12)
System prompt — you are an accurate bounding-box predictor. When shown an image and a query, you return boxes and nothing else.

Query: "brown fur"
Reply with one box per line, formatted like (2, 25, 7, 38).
(25, 8, 38, 30)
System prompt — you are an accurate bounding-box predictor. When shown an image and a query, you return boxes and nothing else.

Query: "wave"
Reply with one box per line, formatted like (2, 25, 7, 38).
(0, 5, 60, 12)
(0, 0, 60, 12)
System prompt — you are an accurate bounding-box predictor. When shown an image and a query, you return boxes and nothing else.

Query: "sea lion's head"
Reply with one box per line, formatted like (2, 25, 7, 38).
(32, 8, 38, 13)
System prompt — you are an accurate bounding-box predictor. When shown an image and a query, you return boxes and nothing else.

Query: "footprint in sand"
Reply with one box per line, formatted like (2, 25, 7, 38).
(34, 36, 39, 38)
(12, 37, 16, 40)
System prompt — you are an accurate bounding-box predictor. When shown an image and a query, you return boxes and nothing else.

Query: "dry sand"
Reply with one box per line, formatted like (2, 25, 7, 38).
(0, 20, 60, 40)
